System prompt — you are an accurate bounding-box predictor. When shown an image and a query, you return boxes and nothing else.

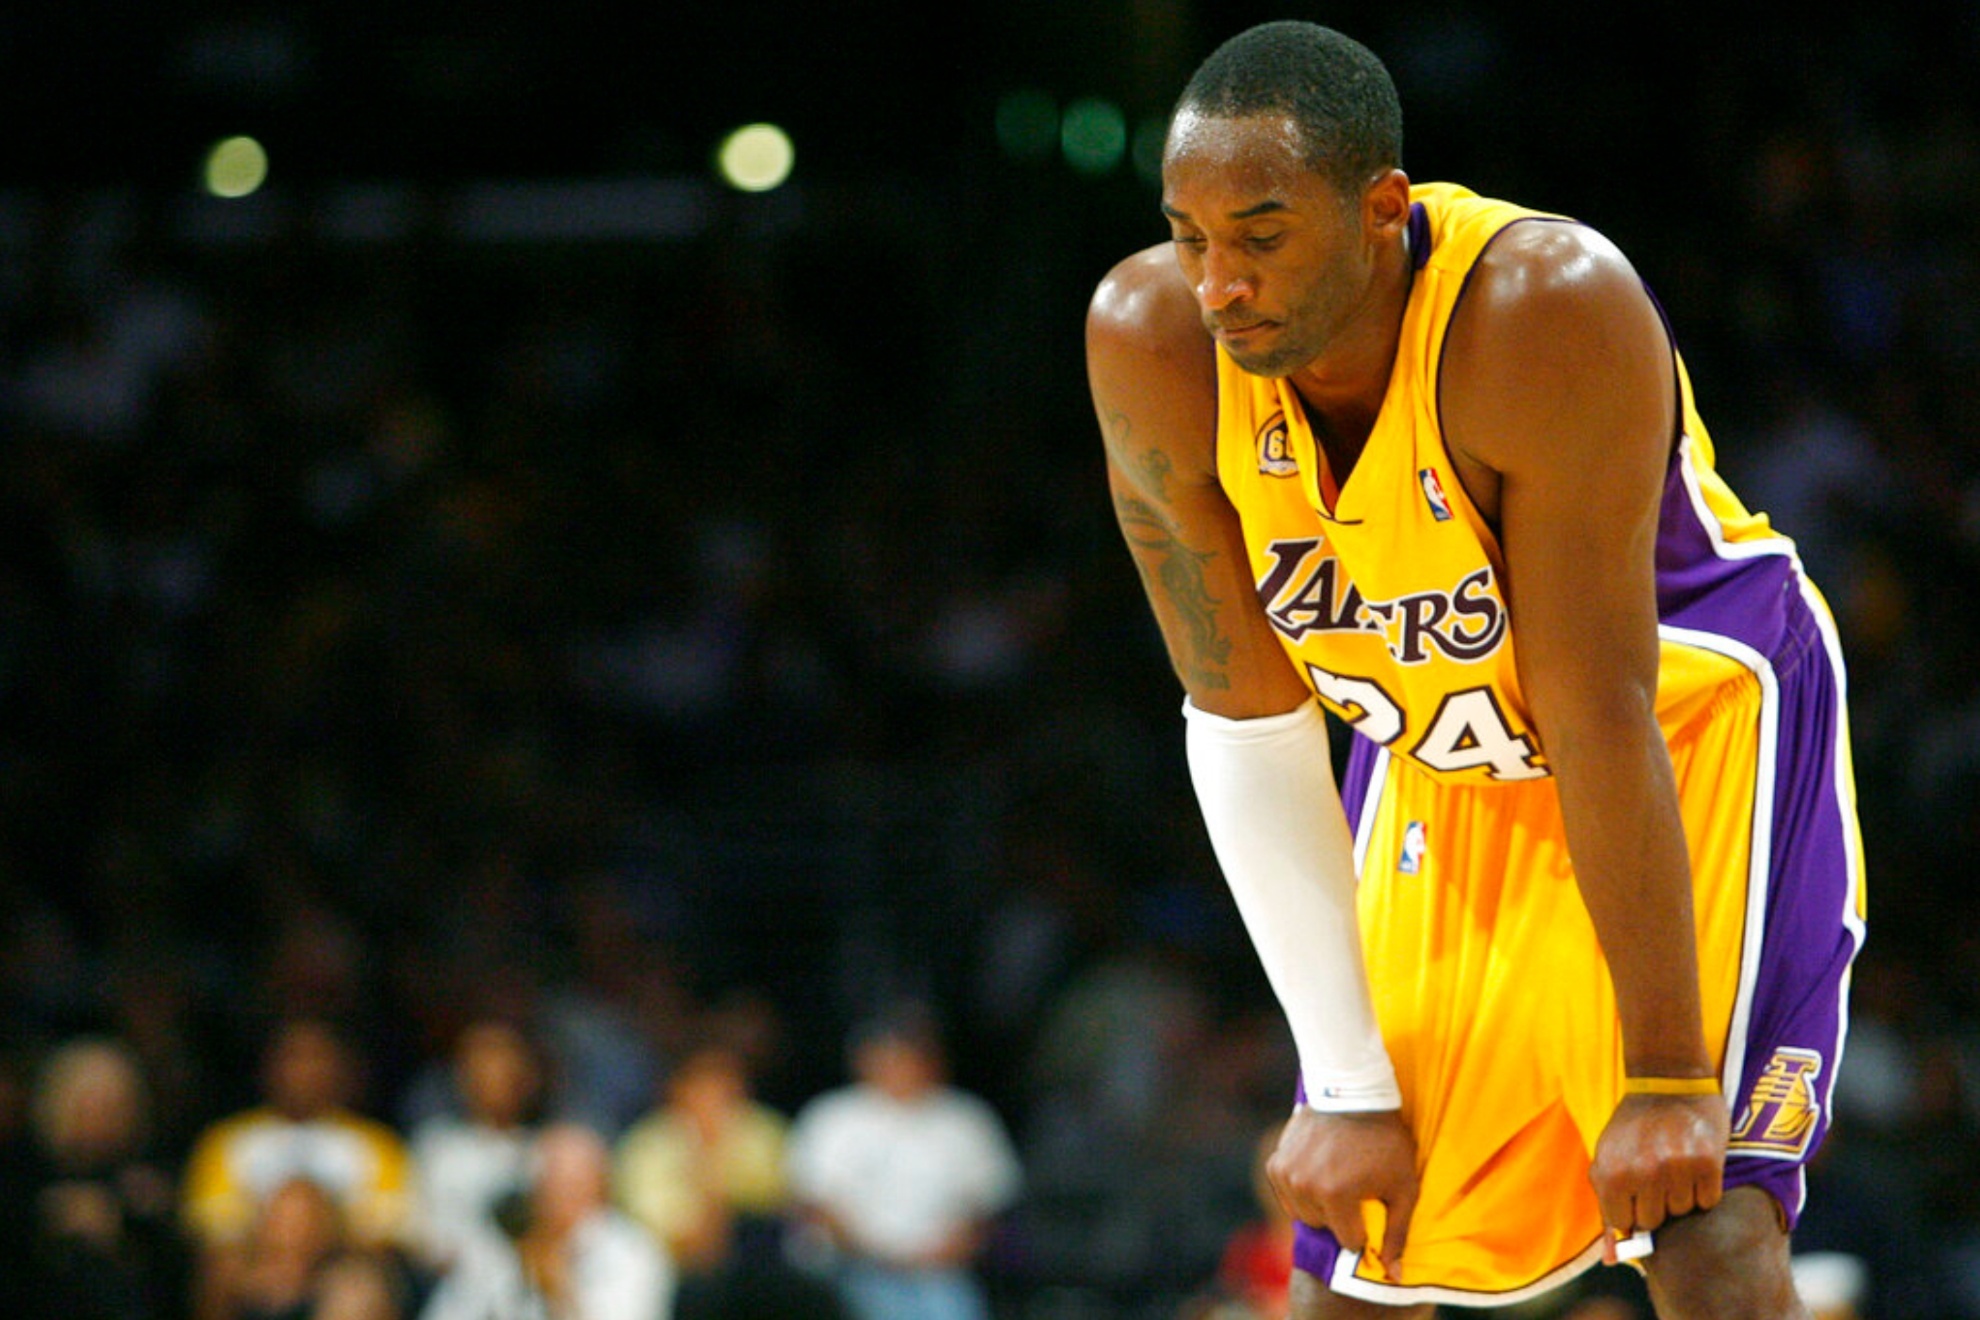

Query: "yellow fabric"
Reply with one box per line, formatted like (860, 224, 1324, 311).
(614, 1103, 791, 1257)
(1215, 183, 1785, 788)
(180, 1106, 412, 1248)
(1213, 184, 1780, 1300)
(1342, 669, 1759, 1295)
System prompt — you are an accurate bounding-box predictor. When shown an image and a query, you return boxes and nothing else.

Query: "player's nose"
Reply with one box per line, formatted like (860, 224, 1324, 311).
(1196, 246, 1256, 311)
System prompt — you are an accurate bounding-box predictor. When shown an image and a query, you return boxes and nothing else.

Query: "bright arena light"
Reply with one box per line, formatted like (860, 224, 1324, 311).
(717, 123, 795, 193)
(204, 135, 269, 199)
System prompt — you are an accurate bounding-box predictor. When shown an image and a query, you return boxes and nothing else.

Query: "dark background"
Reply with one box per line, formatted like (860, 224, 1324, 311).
(2, 3, 1978, 1316)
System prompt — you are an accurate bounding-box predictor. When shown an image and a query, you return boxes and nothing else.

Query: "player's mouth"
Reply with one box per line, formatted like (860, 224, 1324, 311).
(1211, 316, 1275, 345)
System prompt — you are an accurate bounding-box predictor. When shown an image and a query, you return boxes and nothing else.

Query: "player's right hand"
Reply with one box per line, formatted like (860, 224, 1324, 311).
(1588, 1090, 1728, 1257)
(1267, 1105, 1419, 1280)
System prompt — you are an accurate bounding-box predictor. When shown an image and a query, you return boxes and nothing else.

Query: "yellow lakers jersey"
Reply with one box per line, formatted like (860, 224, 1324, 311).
(1216, 182, 1796, 786)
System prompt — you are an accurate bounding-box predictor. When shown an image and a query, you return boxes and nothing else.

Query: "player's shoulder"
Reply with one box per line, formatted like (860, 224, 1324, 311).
(1462, 217, 1651, 333)
(1086, 242, 1214, 370)
(1444, 215, 1675, 476)
(1086, 244, 1219, 475)
(1445, 216, 1665, 398)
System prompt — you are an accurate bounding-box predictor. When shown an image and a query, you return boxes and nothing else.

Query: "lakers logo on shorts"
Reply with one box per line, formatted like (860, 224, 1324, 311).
(1729, 1047, 1823, 1158)
(1257, 412, 1296, 477)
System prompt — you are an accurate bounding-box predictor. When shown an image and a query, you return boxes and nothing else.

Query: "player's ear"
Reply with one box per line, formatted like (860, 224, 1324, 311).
(1363, 168, 1411, 236)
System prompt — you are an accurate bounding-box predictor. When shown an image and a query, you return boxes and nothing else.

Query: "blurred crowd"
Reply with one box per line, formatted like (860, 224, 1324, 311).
(0, 178, 1309, 1320)
(3, 8, 1980, 1320)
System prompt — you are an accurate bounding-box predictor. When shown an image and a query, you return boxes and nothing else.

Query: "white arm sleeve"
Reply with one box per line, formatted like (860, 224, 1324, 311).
(1183, 697, 1401, 1112)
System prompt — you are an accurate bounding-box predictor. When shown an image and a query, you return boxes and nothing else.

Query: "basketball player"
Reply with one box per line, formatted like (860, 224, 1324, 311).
(1085, 22, 1864, 1319)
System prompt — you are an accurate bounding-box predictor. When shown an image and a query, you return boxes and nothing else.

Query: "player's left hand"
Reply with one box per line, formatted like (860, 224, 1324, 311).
(1588, 1092, 1730, 1261)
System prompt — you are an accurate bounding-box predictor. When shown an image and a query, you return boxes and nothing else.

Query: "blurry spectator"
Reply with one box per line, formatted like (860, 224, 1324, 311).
(1794, 1123, 1950, 1320)
(407, 1018, 546, 1270)
(785, 1002, 1021, 1320)
(536, 874, 681, 1138)
(6, 229, 210, 447)
(199, 1175, 346, 1320)
(198, 1176, 419, 1320)
(615, 1037, 790, 1263)
(1023, 940, 1211, 1138)
(615, 1037, 790, 1311)
(420, 1121, 674, 1320)
(312, 1251, 416, 1320)
(8, 1035, 190, 1320)
(181, 1019, 412, 1309)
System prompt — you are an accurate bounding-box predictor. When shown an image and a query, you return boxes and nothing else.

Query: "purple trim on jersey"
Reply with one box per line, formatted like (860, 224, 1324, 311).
(1292, 1223, 1345, 1291)
(1341, 731, 1383, 828)
(1407, 202, 1431, 271)
(1654, 456, 1800, 658)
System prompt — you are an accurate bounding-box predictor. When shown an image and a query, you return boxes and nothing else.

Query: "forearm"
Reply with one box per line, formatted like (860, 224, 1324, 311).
(1185, 698, 1399, 1109)
(1548, 704, 1712, 1078)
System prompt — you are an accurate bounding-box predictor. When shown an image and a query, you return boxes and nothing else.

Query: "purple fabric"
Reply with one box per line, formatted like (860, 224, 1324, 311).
(1654, 455, 1799, 656)
(1341, 730, 1382, 833)
(1407, 202, 1431, 272)
(1292, 1220, 1344, 1287)
(1718, 600, 1859, 1227)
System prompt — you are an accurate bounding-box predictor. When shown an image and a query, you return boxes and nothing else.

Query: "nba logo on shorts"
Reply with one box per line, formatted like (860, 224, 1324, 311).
(1399, 820, 1428, 875)
(1419, 467, 1454, 521)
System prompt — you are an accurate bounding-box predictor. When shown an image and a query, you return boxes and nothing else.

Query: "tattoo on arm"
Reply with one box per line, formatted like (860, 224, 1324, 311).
(1115, 489, 1232, 690)
(1134, 446, 1175, 504)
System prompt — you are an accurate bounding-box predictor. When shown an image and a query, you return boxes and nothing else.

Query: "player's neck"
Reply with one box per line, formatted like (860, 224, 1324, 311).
(1287, 244, 1413, 453)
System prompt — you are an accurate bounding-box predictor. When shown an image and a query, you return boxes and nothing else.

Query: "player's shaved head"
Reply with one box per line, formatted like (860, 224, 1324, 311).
(1172, 21, 1403, 198)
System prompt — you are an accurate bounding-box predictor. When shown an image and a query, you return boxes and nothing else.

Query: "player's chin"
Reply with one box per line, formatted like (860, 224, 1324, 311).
(1216, 324, 1309, 376)
(1223, 340, 1304, 378)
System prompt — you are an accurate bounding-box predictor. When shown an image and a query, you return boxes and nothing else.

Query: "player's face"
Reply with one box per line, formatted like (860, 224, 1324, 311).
(1161, 111, 1380, 378)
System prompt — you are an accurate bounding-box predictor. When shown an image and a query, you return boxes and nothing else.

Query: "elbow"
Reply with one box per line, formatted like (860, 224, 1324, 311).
(1529, 678, 1661, 766)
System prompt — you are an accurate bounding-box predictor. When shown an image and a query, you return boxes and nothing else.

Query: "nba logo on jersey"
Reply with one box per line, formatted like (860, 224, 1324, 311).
(1419, 467, 1454, 521)
(1257, 412, 1296, 477)
(1399, 820, 1428, 875)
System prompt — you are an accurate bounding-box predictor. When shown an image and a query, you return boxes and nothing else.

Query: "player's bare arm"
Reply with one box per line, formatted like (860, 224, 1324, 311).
(1086, 246, 1311, 718)
(1087, 246, 1419, 1278)
(1440, 222, 1731, 1245)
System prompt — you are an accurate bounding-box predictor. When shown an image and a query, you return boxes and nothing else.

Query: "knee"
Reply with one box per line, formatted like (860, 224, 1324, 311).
(1643, 1187, 1809, 1320)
